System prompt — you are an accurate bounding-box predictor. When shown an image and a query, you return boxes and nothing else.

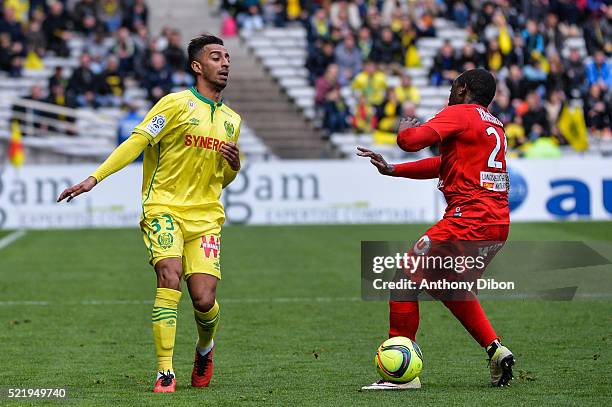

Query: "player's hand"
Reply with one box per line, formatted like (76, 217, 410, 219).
(356, 146, 394, 175)
(57, 176, 97, 203)
(398, 117, 421, 133)
(221, 142, 240, 171)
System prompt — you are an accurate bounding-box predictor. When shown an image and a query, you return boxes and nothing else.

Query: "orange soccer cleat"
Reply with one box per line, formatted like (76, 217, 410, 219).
(153, 371, 176, 393)
(191, 346, 215, 387)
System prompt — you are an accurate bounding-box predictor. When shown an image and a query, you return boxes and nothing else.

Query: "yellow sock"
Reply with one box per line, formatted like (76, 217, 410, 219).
(152, 288, 181, 372)
(194, 301, 220, 351)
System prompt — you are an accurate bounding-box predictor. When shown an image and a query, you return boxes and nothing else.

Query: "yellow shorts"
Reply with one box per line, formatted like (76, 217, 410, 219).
(140, 211, 222, 280)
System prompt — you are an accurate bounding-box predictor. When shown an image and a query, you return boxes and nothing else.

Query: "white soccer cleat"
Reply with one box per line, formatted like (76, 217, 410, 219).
(361, 377, 421, 390)
(489, 345, 515, 386)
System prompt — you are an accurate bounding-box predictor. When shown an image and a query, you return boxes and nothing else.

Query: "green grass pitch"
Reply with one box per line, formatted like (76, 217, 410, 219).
(1, 222, 611, 406)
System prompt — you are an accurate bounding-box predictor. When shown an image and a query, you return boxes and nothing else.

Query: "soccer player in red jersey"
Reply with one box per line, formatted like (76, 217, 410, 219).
(358, 69, 514, 389)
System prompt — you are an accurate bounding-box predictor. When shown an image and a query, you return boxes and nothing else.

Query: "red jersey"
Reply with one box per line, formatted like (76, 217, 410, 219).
(422, 104, 509, 225)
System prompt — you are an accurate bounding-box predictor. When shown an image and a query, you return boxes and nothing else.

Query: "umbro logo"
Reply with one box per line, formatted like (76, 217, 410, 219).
(188, 118, 200, 126)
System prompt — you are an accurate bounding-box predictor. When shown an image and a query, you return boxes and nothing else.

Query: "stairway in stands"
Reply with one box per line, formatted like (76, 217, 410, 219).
(221, 37, 329, 159)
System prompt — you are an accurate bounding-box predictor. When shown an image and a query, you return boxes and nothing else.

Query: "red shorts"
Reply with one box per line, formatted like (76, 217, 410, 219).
(397, 218, 510, 300)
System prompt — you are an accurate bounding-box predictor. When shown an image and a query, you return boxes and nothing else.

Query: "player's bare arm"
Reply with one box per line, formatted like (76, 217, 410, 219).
(57, 176, 97, 202)
(356, 146, 394, 175)
(220, 142, 240, 171)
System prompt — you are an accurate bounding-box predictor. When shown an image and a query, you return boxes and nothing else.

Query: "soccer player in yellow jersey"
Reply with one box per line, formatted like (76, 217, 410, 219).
(57, 35, 241, 393)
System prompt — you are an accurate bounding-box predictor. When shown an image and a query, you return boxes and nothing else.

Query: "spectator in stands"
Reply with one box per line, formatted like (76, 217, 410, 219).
(67, 53, 97, 107)
(430, 40, 459, 86)
(113, 26, 136, 77)
(0, 31, 22, 77)
(334, 33, 362, 85)
(586, 50, 612, 90)
(584, 83, 612, 139)
(305, 39, 335, 85)
(506, 64, 529, 104)
(485, 39, 504, 72)
(88, 31, 112, 72)
(544, 89, 566, 140)
(352, 60, 387, 105)
(370, 26, 403, 70)
(0, 6, 25, 43)
(164, 29, 186, 71)
(97, 55, 124, 107)
(543, 12, 565, 56)
(48, 66, 68, 90)
(583, 8, 611, 55)
(42, 1, 72, 57)
(415, 11, 436, 37)
(237, 3, 265, 33)
(142, 51, 172, 102)
(451, 1, 469, 28)
(522, 19, 544, 61)
(12, 83, 48, 130)
(46, 82, 76, 133)
(306, 7, 330, 45)
(123, 0, 148, 29)
(520, 91, 550, 140)
(546, 54, 565, 94)
(394, 72, 420, 105)
(99, 0, 123, 33)
(356, 26, 373, 61)
(73, 0, 98, 33)
(315, 64, 339, 108)
(564, 48, 587, 98)
(490, 91, 515, 125)
(376, 88, 402, 132)
(322, 86, 349, 135)
(330, 1, 361, 31)
(117, 101, 144, 161)
(458, 42, 482, 72)
(505, 32, 527, 67)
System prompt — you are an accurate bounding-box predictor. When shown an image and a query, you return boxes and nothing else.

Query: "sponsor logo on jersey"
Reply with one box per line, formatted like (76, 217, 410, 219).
(201, 235, 220, 258)
(184, 134, 226, 151)
(224, 121, 235, 139)
(158, 232, 174, 250)
(480, 171, 509, 192)
(145, 114, 166, 137)
(476, 108, 503, 127)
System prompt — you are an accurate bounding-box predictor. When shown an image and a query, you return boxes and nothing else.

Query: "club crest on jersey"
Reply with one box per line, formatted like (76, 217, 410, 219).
(224, 121, 235, 139)
(158, 233, 174, 250)
(201, 235, 220, 258)
(146, 114, 166, 137)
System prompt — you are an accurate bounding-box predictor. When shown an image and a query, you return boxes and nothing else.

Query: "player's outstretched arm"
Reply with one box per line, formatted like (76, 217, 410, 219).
(356, 146, 394, 175)
(393, 156, 441, 179)
(57, 133, 149, 203)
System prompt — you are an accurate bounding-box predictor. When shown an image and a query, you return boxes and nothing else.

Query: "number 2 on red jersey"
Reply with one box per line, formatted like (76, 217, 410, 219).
(486, 126, 507, 169)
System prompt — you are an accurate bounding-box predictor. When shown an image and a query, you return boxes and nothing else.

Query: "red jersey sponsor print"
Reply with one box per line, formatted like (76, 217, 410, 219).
(422, 104, 510, 225)
(201, 235, 220, 258)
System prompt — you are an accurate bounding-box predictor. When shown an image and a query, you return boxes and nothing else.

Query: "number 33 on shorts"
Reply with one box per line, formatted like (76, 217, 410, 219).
(141, 213, 183, 265)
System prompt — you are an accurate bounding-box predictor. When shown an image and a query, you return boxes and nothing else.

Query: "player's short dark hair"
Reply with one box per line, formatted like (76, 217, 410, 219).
(455, 68, 497, 107)
(188, 34, 224, 64)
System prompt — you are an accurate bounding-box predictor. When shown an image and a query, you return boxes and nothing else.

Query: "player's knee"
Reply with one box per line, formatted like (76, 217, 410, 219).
(155, 263, 182, 290)
(192, 292, 216, 312)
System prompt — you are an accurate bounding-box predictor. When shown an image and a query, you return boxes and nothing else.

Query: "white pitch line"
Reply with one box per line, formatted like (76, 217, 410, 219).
(0, 229, 26, 250)
(0, 296, 362, 307)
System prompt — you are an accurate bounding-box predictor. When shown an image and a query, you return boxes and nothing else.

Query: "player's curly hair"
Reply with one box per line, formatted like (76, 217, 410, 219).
(455, 68, 497, 107)
(188, 34, 224, 64)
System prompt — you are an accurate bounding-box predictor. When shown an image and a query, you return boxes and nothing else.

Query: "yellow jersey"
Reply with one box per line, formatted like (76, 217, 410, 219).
(132, 87, 242, 226)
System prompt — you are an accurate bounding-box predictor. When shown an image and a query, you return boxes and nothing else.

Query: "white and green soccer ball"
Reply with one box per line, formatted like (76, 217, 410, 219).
(375, 336, 423, 383)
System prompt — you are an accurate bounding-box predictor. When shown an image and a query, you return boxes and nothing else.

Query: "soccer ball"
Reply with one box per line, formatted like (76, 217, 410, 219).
(375, 336, 423, 383)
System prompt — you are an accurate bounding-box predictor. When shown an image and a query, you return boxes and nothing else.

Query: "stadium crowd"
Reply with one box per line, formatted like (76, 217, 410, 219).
(222, 0, 612, 152)
(0, 0, 194, 112)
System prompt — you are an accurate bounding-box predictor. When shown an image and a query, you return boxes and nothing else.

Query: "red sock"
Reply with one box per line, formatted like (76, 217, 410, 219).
(442, 298, 497, 347)
(388, 301, 419, 341)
